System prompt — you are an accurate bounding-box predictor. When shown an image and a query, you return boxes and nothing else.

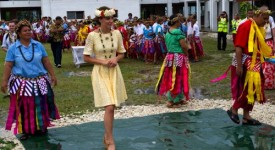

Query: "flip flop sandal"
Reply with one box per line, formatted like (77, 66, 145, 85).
(20, 134, 29, 140)
(179, 100, 188, 105)
(35, 129, 48, 136)
(242, 118, 262, 126)
(173, 104, 182, 108)
(227, 107, 240, 124)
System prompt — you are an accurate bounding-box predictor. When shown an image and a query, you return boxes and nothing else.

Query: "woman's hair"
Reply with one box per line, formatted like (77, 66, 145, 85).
(8, 20, 16, 25)
(15, 20, 32, 39)
(157, 18, 163, 24)
(192, 14, 197, 20)
(168, 14, 179, 26)
(55, 16, 62, 21)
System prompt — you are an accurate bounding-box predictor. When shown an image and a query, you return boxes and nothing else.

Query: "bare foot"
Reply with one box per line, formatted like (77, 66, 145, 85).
(107, 143, 115, 150)
(166, 101, 174, 108)
(104, 135, 115, 150)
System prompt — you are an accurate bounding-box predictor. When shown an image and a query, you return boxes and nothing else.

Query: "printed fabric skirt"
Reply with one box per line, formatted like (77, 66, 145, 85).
(63, 33, 71, 49)
(141, 38, 155, 55)
(70, 31, 76, 42)
(156, 53, 190, 103)
(262, 39, 275, 89)
(188, 36, 204, 60)
(5, 74, 60, 135)
(154, 37, 167, 54)
(129, 42, 139, 59)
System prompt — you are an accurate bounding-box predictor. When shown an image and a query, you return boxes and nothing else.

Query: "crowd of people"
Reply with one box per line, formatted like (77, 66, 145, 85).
(0, 4, 274, 150)
(0, 12, 205, 65)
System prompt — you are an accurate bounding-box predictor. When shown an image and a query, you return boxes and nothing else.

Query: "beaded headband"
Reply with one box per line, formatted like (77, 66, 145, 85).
(95, 8, 116, 17)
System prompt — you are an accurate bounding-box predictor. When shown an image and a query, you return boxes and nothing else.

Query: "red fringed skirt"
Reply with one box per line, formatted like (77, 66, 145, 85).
(156, 53, 190, 102)
(231, 55, 266, 111)
(262, 39, 275, 89)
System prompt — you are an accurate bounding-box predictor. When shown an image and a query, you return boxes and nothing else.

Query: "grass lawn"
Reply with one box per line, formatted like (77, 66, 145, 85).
(0, 138, 16, 150)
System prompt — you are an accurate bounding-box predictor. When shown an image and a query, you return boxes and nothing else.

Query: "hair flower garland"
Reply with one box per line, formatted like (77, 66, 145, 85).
(95, 8, 116, 17)
(254, 9, 272, 15)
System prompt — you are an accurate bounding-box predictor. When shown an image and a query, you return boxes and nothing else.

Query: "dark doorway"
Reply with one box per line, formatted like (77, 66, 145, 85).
(1, 7, 41, 22)
(141, 4, 166, 19)
(186, 2, 205, 27)
(172, 3, 185, 15)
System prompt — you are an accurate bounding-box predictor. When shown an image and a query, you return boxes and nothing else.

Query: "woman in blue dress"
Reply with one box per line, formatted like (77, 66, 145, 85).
(1, 20, 60, 140)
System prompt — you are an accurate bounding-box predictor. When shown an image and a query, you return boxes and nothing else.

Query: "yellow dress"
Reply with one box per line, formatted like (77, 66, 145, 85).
(77, 25, 89, 45)
(83, 30, 127, 107)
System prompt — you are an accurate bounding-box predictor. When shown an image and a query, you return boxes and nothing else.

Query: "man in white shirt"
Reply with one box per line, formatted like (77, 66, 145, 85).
(1, 21, 17, 98)
(126, 13, 134, 23)
(1, 21, 17, 52)
(136, 19, 145, 36)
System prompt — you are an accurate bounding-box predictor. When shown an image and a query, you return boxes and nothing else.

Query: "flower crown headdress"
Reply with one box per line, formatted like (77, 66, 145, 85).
(254, 9, 272, 15)
(95, 8, 116, 17)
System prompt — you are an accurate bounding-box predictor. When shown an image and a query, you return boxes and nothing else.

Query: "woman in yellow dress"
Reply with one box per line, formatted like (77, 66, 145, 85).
(76, 20, 89, 46)
(83, 6, 127, 150)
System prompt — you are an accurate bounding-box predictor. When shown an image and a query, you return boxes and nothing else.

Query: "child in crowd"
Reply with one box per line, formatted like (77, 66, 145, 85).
(189, 15, 204, 62)
(128, 28, 139, 59)
(141, 21, 155, 64)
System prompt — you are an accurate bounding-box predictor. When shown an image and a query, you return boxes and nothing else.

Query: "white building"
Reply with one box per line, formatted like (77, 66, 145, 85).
(0, 0, 239, 31)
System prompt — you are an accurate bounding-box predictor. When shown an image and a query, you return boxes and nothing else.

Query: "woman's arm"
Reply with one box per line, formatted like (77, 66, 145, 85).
(272, 26, 275, 53)
(1, 62, 13, 93)
(1, 34, 8, 52)
(235, 46, 243, 77)
(81, 28, 89, 36)
(42, 57, 57, 86)
(179, 38, 189, 56)
(108, 53, 124, 67)
(2, 47, 8, 52)
(83, 55, 108, 66)
(83, 55, 122, 68)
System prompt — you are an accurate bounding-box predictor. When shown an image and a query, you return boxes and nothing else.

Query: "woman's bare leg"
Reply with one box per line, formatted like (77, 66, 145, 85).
(104, 105, 115, 150)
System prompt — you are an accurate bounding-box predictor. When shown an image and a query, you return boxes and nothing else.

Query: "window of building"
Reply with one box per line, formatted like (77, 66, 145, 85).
(1, 8, 41, 22)
(67, 11, 84, 19)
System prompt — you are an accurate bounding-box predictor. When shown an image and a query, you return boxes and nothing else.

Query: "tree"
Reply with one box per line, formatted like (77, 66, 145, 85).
(239, 2, 257, 19)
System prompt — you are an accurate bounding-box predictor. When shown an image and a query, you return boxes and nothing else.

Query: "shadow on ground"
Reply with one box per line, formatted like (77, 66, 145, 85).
(19, 108, 275, 150)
